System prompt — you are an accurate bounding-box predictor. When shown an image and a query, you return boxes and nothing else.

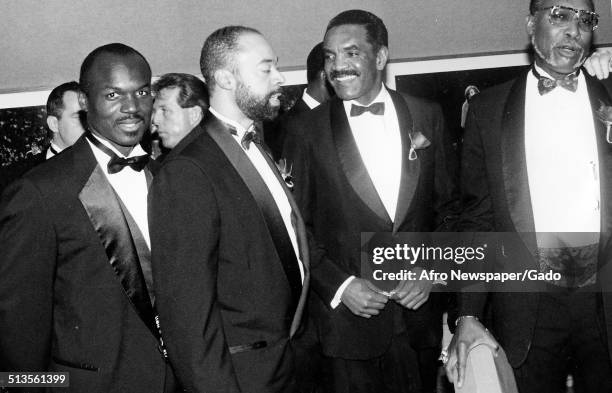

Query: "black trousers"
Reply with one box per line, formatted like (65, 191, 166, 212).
(319, 331, 439, 393)
(513, 290, 612, 393)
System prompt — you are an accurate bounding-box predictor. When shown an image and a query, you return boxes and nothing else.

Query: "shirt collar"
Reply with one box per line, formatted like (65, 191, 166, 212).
(49, 142, 62, 154)
(343, 84, 389, 113)
(208, 106, 255, 139)
(533, 63, 579, 81)
(302, 89, 321, 109)
(88, 132, 146, 159)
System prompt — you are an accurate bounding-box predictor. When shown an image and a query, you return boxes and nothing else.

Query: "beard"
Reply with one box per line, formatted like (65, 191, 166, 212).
(235, 80, 281, 121)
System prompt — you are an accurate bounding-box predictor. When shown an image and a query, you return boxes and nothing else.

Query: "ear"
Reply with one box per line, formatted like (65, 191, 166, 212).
(318, 70, 327, 82)
(77, 91, 89, 112)
(188, 106, 204, 127)
(376, 46, 389, 71)
(46, 116, 59, 133)
(526, 14, 536, 37)
(213, 69, 236, 91)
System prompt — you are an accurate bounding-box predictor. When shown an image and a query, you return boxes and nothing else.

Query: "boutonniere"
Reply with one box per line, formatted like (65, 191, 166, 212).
(595, 101, 612, 144)
(276, 158, 294, 190)
(27, 143, 42, 156)
(408, 130, 431, 160)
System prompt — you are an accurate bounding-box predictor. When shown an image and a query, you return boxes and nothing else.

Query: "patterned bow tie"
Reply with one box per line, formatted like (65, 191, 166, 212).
(227, 123, 262, 150)
(85, 132, 149, 174)
(532, 67, 579, 95)
(350, 102, 385, 116)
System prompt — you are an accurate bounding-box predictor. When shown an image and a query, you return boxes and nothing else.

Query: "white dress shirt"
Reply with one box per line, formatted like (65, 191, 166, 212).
(86, 134, 151, 248)
(331, 84, 403, 308)
(208, 107, 304, 282)
(302, 89, 321, 110)
(46, 142, 62, 159)
(525, 64, 600, 240)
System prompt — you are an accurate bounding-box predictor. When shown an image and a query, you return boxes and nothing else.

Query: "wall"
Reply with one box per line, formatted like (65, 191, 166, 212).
(1, 0, 612, 93)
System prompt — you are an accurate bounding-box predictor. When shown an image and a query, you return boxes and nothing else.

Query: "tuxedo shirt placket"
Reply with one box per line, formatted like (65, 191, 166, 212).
(86, 135, 151, 248)
(344, 85, 402, 220)
(524, 66, 600, 236)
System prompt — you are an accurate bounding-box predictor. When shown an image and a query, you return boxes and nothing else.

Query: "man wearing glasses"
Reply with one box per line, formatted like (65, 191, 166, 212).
(446, 1, 612, 392)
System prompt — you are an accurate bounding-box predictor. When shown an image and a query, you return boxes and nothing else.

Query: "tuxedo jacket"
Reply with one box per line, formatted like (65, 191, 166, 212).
(0, 151, 45, 195)
(457, 70, 612, 367)
(282, 89, 459, 360)
(0, 136, 174, 392)
(149, 114, 310, 393)
(265, 96, 312, 161)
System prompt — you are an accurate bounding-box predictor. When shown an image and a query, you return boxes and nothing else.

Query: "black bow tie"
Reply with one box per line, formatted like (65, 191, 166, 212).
(227, 124, 262, 150)
(85, 132, 149, 174)
(532, 67, 579, 95)
(350, 102, 385, 116)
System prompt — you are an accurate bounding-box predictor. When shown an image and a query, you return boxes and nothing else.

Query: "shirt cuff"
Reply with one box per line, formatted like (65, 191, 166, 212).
(330, 276, 356, 309)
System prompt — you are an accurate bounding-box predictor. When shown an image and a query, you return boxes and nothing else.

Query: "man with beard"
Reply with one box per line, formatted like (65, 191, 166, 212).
(0, 43, 178, 392)
(282, 10, 459, 393)
(445, 1, 612, 392)
(149, 26, 310, 393)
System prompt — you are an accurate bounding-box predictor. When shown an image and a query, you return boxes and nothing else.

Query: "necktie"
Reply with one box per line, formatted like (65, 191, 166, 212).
(49, 144, 60, 156)
(85, 132, 149, 174)
(532, 67, 578, 95)
(350, 102, 385, 116)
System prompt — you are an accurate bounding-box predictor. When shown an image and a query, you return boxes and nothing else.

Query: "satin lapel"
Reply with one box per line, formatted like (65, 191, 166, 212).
(78, 163, 156, 335)
(256, 144, 310, 337)
(389, 90, 420, 233)
(501, 73, 537, 255)
(585, 75, 612, 259)
(330, 97, 391, 223)
(205, 115, 303, 311)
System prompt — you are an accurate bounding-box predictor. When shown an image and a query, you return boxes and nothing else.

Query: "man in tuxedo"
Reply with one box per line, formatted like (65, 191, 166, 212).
(46, 81, 86, 159)
(151, 72, 208, 159)
(282, 10, 459, 393)
(265, 41, 332, 160)
(149, 26, 309, 393)
(0, 82, 85, 193)
(0, 43, 177, 392)
(290, 42, 332, 115)
(446, 1, 612, 392)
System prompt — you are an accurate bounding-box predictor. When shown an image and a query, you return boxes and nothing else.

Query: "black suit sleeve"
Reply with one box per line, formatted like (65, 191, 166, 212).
(430, 102, 461, 232)
(150, 158, 241, 393)
(282, 118, 354, 303)
(0, 179, 56, 371)
(456, 100, 492, 321)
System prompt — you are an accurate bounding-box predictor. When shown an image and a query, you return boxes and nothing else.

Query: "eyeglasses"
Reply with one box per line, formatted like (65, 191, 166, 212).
(535, 5, 599, 32)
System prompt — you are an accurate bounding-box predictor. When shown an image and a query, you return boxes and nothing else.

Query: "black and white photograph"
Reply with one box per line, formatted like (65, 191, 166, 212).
(2, 1, 612, 392)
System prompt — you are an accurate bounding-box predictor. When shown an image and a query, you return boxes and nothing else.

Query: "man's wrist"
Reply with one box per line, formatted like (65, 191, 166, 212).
(455, 315, 479, 328)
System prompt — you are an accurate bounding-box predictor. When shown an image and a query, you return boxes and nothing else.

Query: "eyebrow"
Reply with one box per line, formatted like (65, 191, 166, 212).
(258, 57, 278, 66)
(103, 82, 151, 91)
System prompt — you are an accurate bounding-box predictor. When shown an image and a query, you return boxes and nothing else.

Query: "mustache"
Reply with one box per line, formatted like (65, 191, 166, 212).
(329, 70, 360, 80)
(116, 114, 144, 123)
(265, 88, 283, 100)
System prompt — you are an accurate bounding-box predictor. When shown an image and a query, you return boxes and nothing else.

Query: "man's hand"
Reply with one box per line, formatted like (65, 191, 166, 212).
(445, 317, 499, 388)
(584, 48, 612, 80)
(391, 267, 432, 310)
(340, 278, 388, 318)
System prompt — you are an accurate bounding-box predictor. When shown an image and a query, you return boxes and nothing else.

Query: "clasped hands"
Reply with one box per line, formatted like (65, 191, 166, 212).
(340, 267, 433, 318)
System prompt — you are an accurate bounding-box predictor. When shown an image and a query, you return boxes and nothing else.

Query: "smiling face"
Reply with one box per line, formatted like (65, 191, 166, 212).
(323, 24, 387, 105)
(527, 0, 593, 78)
(82, 52, 152, 155)
(232, 33, 285, 121)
